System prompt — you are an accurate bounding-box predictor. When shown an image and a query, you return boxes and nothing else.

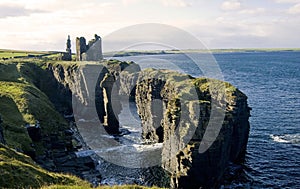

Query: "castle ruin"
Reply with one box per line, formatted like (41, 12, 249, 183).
(61, 35, 72, 61)
(76, 34, 103, 61)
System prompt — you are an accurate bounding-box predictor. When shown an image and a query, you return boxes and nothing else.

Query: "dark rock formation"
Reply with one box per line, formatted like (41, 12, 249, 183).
(62, 35, 72, 61)
(76, 34, 103, 61)
(44, 62, 119, 134)
(135, 76, 165, 143)
(35, 133, 101, 185)
(100, 73, 121, 134)
(42, 60, 141, 135)
(0, 115, 5, 144)
(134, 69, 251, 189)
(26, 126, 42, 142)
(101, 60, 141, 133)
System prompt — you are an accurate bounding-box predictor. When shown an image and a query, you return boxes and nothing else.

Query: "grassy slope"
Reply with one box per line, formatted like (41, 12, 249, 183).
(0, 60, 68, 153)
(0, 143, 90, 188)
(0, 59, 84, 188)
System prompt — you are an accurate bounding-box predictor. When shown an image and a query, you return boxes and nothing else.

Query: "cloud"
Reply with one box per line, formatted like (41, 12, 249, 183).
(238, 8, 265, 15)
(161, 0, 189, 7)
(221, 0, 241, 11)
(122, 0, 190, 7)
(0, 4, 44, 18)
(184, 13, 299, 48)
(273, 0, 300, 3)
(288, 3, 300, 13)
(0, 0, 299, 50)
(122, 0, 139, 6)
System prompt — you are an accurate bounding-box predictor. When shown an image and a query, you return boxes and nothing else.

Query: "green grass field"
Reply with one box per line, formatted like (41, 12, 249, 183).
(0, 49, 65, 60)
(0, 49, 47, 58)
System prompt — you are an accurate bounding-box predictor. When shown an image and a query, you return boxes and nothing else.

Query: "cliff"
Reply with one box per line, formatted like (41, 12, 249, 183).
(0, 58, 250, 189)
(132, 69, 250, 188)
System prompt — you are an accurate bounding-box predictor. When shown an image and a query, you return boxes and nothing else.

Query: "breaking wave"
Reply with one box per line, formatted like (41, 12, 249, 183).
(270, 134, 300, 144)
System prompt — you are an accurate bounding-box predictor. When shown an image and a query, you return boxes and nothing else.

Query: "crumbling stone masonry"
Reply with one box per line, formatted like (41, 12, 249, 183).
(76, 34, 103, 61)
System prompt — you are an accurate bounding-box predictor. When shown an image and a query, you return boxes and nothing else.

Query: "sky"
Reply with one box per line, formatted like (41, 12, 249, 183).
(0, 0, 300, 51)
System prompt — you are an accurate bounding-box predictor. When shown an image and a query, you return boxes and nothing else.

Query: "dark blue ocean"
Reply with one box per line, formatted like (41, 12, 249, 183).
(115, 51, 300, 188)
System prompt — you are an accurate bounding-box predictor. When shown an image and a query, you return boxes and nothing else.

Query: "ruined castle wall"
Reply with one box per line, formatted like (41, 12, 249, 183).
(76, 35, 103, 61)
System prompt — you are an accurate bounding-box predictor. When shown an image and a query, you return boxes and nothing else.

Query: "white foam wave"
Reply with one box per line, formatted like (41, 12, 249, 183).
(270, 133, 300, 144)
(92, 143, 163, 154)
(121, 125, 142, 133)
(75, 150, 95, 157)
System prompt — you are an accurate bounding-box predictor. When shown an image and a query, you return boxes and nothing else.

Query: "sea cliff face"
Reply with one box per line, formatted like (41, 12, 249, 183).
(0, 59, 250, 189)
(131, 69, 251, 188)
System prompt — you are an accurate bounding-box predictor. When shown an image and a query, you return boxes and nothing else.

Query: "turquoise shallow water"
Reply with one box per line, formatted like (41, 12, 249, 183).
(115, 51, 300, 188)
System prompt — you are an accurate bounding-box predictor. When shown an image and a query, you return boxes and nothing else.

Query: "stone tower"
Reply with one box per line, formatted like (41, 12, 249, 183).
(76, 34, 103, 61)
(62, 35, 72, 61)
(66, 35, 71, 55)
(76, 37, 87, 61)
